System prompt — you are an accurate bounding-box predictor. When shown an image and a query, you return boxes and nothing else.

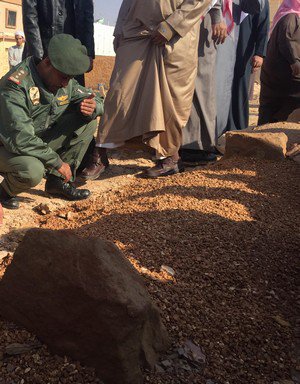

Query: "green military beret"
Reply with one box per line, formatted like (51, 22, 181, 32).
(48, 34, 90, 76)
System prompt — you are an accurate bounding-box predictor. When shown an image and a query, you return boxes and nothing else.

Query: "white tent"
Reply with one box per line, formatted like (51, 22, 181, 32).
(94, 23, 115, 57)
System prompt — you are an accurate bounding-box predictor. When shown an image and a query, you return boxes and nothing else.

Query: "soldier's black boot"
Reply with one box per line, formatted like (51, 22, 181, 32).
(45, 175, 91, 201)
(0, 184, 19, 210)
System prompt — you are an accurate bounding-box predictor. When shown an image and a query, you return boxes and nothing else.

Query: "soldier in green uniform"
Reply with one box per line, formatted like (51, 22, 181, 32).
(0, 34, 104, 210)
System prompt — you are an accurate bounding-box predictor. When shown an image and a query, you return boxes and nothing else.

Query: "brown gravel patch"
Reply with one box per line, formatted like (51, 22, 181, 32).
(1, 157, 299, 384)
(85, 56, 115, 90)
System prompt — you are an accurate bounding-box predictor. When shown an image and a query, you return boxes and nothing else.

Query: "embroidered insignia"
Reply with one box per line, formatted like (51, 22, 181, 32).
(57, 94, 69, 106)
(57, 95, 68, 102)
(59, 100, 69, 106)
(8, 76, 20, 84)
(29, 87, 40, 106)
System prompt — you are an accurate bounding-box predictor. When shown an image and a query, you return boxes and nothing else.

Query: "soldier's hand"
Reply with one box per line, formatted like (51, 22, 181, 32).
(80, 93, 96, 116)
(57, 162, 72, 183)
(212, 22, 227, 45)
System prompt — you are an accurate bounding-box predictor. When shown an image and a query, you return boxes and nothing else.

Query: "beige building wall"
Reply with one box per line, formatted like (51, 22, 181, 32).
(0, 41, 14, 76)
(0, 0, 22, 36)
(0, 0, 23, 77)
(269, 0, 282, 21)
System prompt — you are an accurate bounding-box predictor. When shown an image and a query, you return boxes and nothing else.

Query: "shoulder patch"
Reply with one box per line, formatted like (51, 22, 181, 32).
(8, 68, 28, 85)
(29, 87, 40, 106)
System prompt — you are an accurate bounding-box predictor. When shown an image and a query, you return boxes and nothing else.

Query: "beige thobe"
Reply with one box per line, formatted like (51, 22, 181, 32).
(98, 0, 212, 157)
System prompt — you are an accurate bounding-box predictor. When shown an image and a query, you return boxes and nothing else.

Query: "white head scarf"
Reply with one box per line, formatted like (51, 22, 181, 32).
(15, 31, 25, 38)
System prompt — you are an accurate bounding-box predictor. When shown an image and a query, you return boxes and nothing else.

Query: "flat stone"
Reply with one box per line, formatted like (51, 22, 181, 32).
(5, 343, 33, 356)
(161, 359, 172, 368)
(287, 143, 300, 164)
(245, 122, 300, 150)
(225, 132, 288, 161)
(160, 265, 175, 277)
(34, 203, 53, 215)
(273, 315, 291, 328)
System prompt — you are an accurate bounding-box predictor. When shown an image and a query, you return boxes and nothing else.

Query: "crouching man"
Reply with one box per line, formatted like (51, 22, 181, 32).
(0, 34, 103, 209)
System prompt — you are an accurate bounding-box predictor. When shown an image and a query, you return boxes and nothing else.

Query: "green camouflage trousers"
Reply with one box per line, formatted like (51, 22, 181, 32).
(0, 111, 96, 196)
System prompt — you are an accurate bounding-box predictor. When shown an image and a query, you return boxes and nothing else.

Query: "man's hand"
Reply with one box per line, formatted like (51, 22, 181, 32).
(151, 30, 168, 46)
(251, 55, 264, 73)
(291, 62, 300, 77)
(57, 162, 72, 183)
(212, 22, 227, 44)
(80, 93, 96, 117)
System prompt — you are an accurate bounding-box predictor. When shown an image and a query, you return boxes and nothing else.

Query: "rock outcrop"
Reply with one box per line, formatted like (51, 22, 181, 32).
(225, 131, 288, 160)
(245, 122, 300, 150)
(218, 122, 300, 157)
(0, 229, 169, 384)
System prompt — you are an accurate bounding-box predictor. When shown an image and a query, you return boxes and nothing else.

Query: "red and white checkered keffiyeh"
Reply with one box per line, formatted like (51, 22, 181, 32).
(200, 0, 234, 30)
(270, 0, 300, 34)
(222, 0, 234, 33)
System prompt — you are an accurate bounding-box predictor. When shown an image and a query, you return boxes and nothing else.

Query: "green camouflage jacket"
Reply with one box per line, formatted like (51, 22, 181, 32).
(0, 57, 104, 169)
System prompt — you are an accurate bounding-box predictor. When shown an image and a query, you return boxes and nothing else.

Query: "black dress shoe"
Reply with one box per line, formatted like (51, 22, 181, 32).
(180, 149, 217, 165)
(1, 196, 19, 210)
(0, 185, 19, 209)
(45, 175, 91, 201)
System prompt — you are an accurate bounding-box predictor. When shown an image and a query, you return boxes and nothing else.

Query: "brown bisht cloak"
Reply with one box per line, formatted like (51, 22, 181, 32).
(259, 13, 300, 124)
(98, 0, 212, 157)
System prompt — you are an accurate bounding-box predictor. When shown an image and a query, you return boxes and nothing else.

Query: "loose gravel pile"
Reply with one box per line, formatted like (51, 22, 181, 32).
(1, 157, 299, 384)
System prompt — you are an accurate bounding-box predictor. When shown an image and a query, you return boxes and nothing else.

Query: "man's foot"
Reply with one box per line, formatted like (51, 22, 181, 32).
(0, 185, 19, 210)
(143, 157, 184, 178)
(80, 148, 109, 181)
(45, 175, 90, 201)
(180, 149, 217, 165)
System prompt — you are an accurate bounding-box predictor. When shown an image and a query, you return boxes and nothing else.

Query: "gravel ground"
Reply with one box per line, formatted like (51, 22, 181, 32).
(0, 155, 299, 384)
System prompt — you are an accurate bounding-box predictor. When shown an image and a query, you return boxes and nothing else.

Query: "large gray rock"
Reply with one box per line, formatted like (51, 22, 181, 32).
(0, 229, 169, 384)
